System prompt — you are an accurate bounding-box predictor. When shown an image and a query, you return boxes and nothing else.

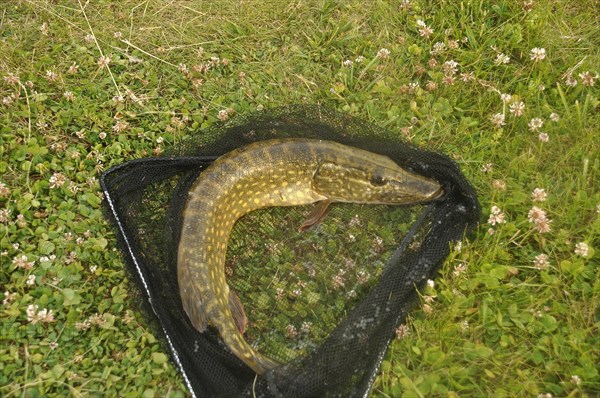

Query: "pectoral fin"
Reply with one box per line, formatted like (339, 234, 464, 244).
(298, 199, 332, 232)
(229, 290, 248, 334)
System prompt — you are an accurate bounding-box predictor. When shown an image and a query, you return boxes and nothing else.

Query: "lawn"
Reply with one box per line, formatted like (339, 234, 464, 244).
(1, 0, 598, 397)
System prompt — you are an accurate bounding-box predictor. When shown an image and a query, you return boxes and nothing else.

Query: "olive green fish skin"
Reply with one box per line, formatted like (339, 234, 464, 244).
(177, 138, 443, 374)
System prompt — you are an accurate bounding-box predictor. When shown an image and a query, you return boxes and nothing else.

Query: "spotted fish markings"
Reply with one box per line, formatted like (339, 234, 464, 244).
(177, 138, 443, 374)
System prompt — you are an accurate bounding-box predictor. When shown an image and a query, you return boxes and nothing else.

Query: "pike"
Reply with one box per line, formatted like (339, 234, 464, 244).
(177, 138, 443, 374)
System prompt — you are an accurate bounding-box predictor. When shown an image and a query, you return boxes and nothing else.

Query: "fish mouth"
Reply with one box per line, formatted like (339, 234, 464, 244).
(429, 185, 446, 201)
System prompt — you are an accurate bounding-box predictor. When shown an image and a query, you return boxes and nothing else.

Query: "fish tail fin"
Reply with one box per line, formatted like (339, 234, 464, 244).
(252, 353, 281, 374)
(221, 326, 280, 374)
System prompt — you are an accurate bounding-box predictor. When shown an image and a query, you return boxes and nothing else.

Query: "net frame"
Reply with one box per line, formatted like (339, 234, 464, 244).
(100, 105, 480, 397)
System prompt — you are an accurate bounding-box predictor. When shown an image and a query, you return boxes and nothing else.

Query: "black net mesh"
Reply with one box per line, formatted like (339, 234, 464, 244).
(100, 105, 480, 397)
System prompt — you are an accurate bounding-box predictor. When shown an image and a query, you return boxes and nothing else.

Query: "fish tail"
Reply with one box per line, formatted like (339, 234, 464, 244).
(246, 350, 281, 375)
(221, 327, 280, 374)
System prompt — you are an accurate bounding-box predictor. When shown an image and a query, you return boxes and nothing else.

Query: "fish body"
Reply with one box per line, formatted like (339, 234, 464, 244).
(177, 138, 443, 374)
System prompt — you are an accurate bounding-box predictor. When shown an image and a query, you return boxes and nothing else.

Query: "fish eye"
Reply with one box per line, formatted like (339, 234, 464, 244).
(369, 174, 387, 186)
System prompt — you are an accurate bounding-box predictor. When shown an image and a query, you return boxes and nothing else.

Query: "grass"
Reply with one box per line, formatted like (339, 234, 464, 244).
(1, 0, 598, 397)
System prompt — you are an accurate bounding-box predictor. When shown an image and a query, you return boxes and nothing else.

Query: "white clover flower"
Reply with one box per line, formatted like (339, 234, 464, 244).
(40, 308, 55, 323)
(4, 72, 20, 84)
(376, 48, 391, 59)
(26, 304, 39, 321)
(528, 206, 552, 234)
(531, 188, 547, 202)
(528, 206, 547, 223)
(285, 324, 298, 339)
(453, 263, 467, 276)
(68, 63, 79, 74)
(75, 320, 91, 330)
(495, 53, 510, 65)
(26, 305, 55, 324)
(442, 75, 455, 85)
(530, 47, 546, 61)
(480, 163, 493, 173)
(3, 291, 17, 305)
(509, 100, 525, 116)
(492, 179, 507, 191)
(460, 72, 475, 82)
(431, 41, 446, 55)
(574, 242, 589, 257)
(564, 73, 577, 87)
(534, 218, 552, 233)
(300, 321, 312, 334)
(454, 241, 462, 252)
(488, 206, 506, 225)
(13, 255, 34, 270)
(218, 109, 230, 121)
(460, 320, 470, 331)
(97, 56, 111, 68)
(49, 172, 67, 188)
(416, 20, 433, 37)
(425, 80, 438, 91)
(45, 70, 58, 81)
(2, 95, 15, 106)
(442, 60, 458, 75)
(0, 208, 10, 222)
(528, 117, 544, 132)
(579, 71, 598, 87)
(178, 63, 189, 74)
(113, 120, 129, 133)
(490, 113, 506, 128)
(533, 253, 549, 270)
(500, 93, 512, 103)
(395, 324, 410, 339)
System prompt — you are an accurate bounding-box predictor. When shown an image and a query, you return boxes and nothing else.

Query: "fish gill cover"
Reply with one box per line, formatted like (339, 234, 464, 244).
(100, 105, 480, 397)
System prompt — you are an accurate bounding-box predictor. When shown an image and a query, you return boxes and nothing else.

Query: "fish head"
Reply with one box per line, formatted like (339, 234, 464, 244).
(312, 146, 444, 205)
